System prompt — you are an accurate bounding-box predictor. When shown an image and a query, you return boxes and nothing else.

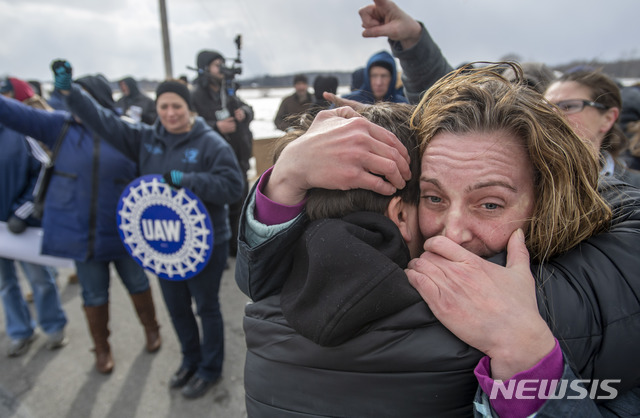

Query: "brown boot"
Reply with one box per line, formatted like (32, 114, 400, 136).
(68, 273, 78, 284)
(83, 304, 114, 374)
(130, 288, 161, 353)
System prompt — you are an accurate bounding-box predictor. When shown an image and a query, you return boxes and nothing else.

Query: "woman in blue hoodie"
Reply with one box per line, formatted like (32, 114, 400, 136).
(52, 61, 245, 400)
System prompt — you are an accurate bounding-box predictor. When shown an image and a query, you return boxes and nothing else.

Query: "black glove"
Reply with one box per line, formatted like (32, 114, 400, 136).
(51, 59, 73, 90)
(7, 215, 28, 234)
(163, 170, 184, 188)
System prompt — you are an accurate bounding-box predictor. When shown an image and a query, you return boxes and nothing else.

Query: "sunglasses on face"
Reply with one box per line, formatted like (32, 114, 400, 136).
(554, 99, 609, 115)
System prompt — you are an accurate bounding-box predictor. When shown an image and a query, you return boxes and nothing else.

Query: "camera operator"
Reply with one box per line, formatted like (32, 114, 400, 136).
(192, 49, 253, 257)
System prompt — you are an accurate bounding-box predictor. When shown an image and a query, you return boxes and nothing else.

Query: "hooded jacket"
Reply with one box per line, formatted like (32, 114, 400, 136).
(115, 77, 157, 125)
(0, 93, 137, 261)
(243, 211, 483, 417)
(75, 75, 116, 112)
(280, 212, 422, 347)
(65, 83, 245, 244)
(245, 295, 481, 417)
(342, 50, 408, 104)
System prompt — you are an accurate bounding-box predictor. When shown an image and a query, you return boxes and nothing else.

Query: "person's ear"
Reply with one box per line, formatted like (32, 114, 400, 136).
(386, 196, 415, 243)
(600, 107, 620, 134)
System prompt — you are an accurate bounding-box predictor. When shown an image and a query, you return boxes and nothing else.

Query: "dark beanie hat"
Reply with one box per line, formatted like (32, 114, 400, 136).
(196, 50, 224, 70)
(155, 80, 192, 110)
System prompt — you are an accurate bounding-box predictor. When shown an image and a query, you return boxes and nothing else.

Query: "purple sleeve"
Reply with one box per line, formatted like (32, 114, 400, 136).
(254, 167, 306, 225)
(474, 339, 563, 418)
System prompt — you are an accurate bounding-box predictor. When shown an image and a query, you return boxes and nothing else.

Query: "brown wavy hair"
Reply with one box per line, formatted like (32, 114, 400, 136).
(411, 63, 612, 262)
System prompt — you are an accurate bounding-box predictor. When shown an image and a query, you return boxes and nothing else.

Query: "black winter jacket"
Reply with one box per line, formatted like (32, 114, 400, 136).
(245, 211, 482, 417)
(115, 77, 157, 125)
(533, 178, 640, 393)
(191, 81, 254, 174)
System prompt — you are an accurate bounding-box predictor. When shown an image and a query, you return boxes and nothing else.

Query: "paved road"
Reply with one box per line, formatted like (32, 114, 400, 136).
(0, 260, 250, 418)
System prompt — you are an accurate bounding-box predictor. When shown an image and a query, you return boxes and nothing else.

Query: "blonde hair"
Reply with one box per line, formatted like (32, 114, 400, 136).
(23, 94, 53, 111)
(411, 63, 612, 262)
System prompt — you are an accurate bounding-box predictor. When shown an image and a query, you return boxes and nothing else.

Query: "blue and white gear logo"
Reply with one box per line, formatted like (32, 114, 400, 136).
(116, 174, 214, 281)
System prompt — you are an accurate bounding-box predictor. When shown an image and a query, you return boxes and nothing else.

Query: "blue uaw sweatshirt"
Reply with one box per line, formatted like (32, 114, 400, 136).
(64, 84, 245, 244)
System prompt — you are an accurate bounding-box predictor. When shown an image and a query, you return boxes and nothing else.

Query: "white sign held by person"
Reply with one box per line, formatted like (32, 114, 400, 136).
(116, 174, 213, 281)
(0, 222, 74, 268)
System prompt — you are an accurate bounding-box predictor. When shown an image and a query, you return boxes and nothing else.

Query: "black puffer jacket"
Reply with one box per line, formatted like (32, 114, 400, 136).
(245, 212, 482, 417)
(534, 178, 640, 394)
(245, 296, 482, 418)
(240, 178, 640, 417)
(280, 212, 423, 347)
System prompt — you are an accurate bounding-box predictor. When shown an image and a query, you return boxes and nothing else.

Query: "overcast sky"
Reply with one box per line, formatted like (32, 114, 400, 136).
(1, 0, 639, 84)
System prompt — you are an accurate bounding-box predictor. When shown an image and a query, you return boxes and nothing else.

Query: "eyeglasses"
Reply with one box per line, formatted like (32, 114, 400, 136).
(554, 99, 609, 115)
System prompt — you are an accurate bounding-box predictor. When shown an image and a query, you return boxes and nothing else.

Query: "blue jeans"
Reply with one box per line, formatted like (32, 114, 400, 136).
(0, 257, 67, 340)
(158, 241, 228, 382)
(75, 256, 150, 307)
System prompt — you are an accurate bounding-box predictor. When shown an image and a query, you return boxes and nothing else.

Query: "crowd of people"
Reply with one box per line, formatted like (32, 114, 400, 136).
(1, 56, 245, 400)
(1, 0, 640, 415)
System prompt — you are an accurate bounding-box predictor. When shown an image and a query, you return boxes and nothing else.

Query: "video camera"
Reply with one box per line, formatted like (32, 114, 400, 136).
(220, 34, 243, 82)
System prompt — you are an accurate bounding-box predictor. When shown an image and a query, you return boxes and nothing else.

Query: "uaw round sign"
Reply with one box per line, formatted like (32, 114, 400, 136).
(116, 174, 213, 281)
